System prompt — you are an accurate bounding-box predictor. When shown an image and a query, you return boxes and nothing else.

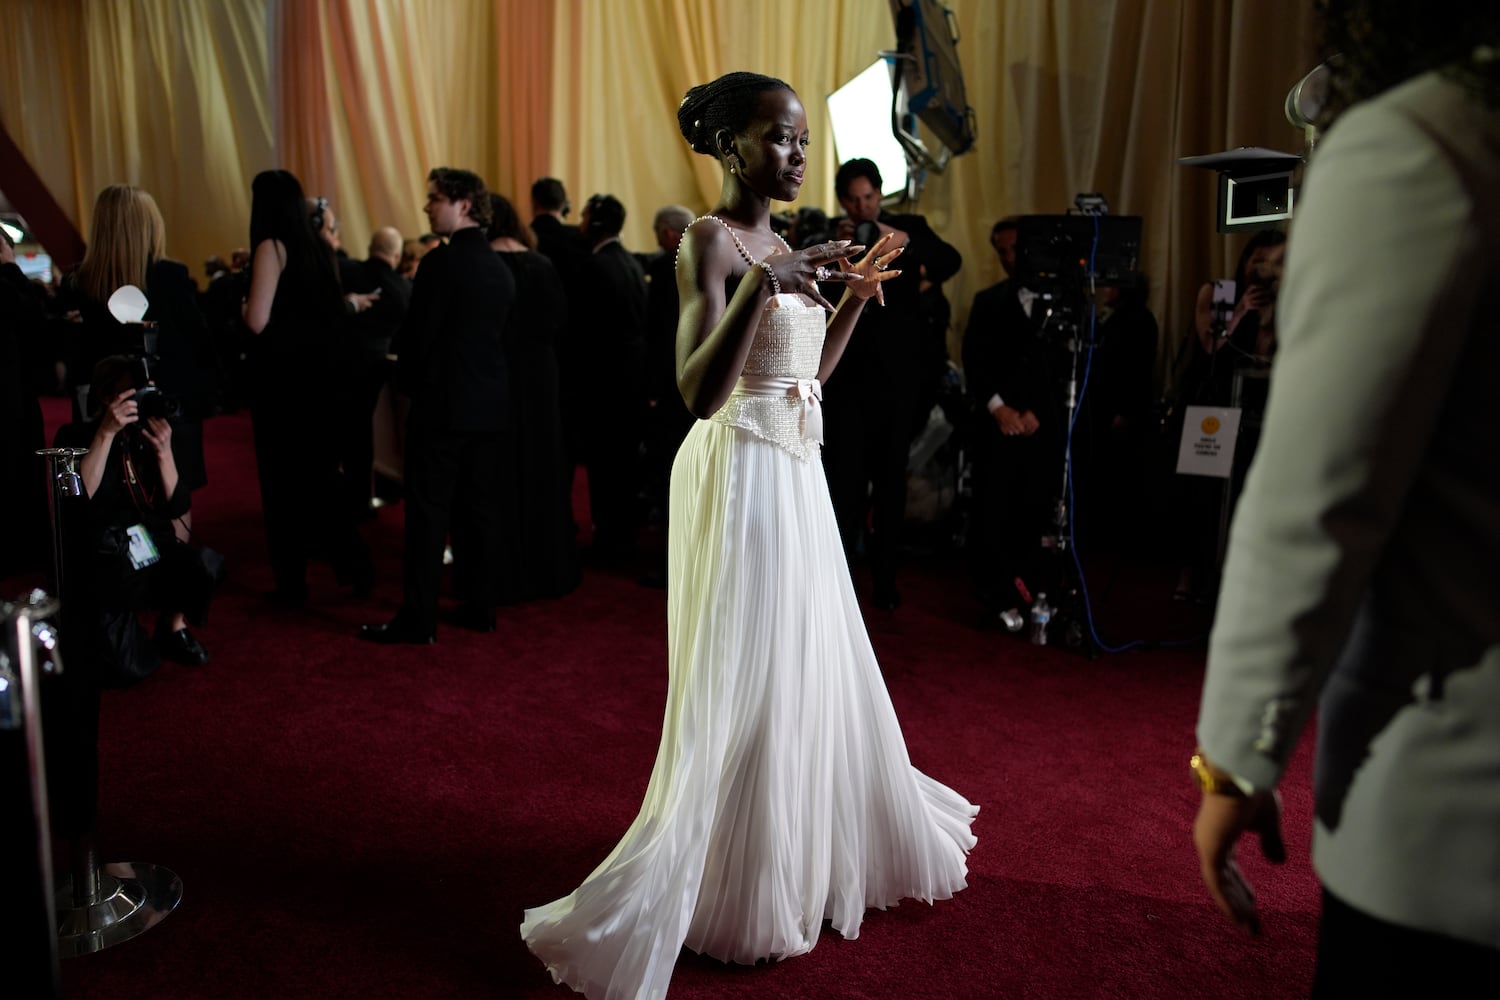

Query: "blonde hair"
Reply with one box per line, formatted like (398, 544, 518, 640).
(75, 184, 167, 304)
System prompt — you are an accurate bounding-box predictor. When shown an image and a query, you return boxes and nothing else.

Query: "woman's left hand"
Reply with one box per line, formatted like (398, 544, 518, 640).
(839, 233, 903, 306)
(141, 416, 173, 459)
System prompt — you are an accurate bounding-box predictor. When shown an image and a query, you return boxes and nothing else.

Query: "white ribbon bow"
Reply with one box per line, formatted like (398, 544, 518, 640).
(791, 378, 823, 444)
(733, 375, 824, 443)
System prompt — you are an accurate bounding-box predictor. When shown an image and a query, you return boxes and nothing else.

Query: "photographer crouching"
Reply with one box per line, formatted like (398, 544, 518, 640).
(53, 355, 225, 681)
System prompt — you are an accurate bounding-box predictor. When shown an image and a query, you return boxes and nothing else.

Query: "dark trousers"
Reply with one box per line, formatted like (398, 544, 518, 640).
(581, 403, 642, 557)
(400, 424, 503, 631)
(251, 397, 370, 597)
(967, 415, 1063, 612)
(336, 356, 389, 520)
(822, 385, 913, 594)
(1312, 888, 1500, 998)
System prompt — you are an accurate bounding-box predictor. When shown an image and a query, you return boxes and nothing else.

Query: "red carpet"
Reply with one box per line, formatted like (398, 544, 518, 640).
(23, 401, 1319, 999)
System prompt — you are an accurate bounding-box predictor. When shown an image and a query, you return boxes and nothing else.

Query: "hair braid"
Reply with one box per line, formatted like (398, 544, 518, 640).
(677, 71, 793, 156)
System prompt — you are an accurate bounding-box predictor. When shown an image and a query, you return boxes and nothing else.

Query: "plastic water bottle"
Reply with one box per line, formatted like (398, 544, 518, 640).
(1029, 593, 1052, 646)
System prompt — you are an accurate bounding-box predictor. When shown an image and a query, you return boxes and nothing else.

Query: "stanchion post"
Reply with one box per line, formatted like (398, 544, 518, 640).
(2, 591, 65, 998)
(34, 447, 183, 957)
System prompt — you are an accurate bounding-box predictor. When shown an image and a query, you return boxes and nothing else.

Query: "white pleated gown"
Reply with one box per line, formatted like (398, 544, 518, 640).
(520, 293, 978, 1000)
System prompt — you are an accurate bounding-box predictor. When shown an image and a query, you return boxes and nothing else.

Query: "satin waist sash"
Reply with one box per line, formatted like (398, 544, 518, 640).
(731, 375, 823, 445)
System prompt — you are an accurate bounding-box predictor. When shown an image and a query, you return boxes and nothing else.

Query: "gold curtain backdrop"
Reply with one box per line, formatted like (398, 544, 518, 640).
(1, 0, 1316, 393)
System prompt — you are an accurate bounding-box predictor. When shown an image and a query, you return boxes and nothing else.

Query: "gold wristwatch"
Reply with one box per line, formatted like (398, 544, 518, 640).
(1190, 749, 1247, 798)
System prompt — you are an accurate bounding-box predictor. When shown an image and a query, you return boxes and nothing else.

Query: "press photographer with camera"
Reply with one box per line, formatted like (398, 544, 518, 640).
(822, 157, 962, 610)
(53, 355, 224, 675)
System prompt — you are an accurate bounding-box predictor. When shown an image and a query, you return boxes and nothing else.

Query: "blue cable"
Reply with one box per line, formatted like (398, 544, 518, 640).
(1061, 213, 1206, 654)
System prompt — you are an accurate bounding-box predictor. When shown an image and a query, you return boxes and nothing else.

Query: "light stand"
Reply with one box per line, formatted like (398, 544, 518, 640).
(35, 446, 182, 957)
(1034, 296, 1100, 659)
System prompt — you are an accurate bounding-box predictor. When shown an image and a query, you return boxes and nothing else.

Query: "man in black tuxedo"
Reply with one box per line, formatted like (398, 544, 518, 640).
(531, 176, 592, 493)
(961, 217, 1067, 622)
(360, 168, 515, 643)
(571, 193, 648, 563)
(821, 158, 962, 609)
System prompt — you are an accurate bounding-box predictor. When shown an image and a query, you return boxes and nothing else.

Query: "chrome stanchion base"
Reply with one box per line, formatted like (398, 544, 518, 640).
(55, 862, 182, 957)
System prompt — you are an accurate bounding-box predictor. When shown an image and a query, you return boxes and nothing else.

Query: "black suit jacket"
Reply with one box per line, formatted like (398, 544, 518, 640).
(342, 256, 412, 359)
(832, 211, 962, 386)
(643, 249, 680, 405)
(393, 227, 515, 432)
(574, 240, 648, 395)
(961, 279, 1064, 421)
(531, 216, 586, 268)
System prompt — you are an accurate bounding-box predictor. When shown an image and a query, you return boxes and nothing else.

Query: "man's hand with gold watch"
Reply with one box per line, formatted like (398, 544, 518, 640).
(1190, 747, 1287, 935)
(1191, 749, 1246, 797)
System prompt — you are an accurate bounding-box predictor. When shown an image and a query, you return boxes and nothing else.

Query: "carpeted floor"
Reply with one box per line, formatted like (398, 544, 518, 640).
(17, 401, 1318, 999)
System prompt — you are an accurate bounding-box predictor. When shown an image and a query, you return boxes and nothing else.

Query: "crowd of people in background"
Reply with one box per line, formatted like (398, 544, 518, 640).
(0, 158, 1295, 661)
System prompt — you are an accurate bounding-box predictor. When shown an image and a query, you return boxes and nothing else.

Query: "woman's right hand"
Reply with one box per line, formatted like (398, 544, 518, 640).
(1232, 284, 1271, 324)
(98, 390, 139, 439)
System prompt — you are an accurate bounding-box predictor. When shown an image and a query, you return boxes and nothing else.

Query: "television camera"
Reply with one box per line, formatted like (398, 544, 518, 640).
(1008, 198, 1143, 655)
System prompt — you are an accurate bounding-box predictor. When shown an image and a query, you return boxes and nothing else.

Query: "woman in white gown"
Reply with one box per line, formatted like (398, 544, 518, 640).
(521, 71, 979, 999)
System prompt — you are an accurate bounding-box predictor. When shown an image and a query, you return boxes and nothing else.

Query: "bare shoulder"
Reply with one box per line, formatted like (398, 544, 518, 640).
(678, 218, 737, 284)
(681, 216, 734, 253)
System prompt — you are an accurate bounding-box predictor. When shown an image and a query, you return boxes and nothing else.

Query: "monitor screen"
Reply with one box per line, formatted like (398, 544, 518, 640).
(826, 60, 909, 198)
(1221, 171, 1294, 231)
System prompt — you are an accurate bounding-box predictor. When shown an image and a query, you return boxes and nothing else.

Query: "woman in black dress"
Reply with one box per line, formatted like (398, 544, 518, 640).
(484, 193, 579, 602)
(242, 169, 372, 605)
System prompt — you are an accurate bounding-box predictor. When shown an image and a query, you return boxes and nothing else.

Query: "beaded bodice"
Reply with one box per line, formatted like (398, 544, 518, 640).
(739, 293, 826, 378)
(688, 215, 827, 461)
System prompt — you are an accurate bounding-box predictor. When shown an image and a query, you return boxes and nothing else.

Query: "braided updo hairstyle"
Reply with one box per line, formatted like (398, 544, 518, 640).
(677, 71, 794, 157)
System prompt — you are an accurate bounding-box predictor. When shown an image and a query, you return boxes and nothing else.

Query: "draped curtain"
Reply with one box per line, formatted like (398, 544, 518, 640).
(0, 0, 1316, 393)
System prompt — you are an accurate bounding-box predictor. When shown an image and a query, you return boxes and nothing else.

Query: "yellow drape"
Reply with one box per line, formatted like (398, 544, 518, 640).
(1, 0, 1316, 394)
(0, 0, 270, 271)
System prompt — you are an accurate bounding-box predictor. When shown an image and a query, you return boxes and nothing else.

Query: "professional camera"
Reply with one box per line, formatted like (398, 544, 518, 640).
(84, 350, 182, 435)
(118, 328, 183, 420)
(127, 382, 181, 420)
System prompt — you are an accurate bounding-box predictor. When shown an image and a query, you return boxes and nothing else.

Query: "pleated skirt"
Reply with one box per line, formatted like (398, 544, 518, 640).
(520, 420, 978, 999)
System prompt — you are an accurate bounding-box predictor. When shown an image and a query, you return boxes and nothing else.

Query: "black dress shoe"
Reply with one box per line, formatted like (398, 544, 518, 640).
(157, 626, 210, 665)
(358, 620, 436, 645)
(445, 605, 496, 633)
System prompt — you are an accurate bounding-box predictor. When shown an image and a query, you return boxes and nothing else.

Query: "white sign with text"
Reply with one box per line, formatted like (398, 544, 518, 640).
(1176, 405, 1242, 478)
